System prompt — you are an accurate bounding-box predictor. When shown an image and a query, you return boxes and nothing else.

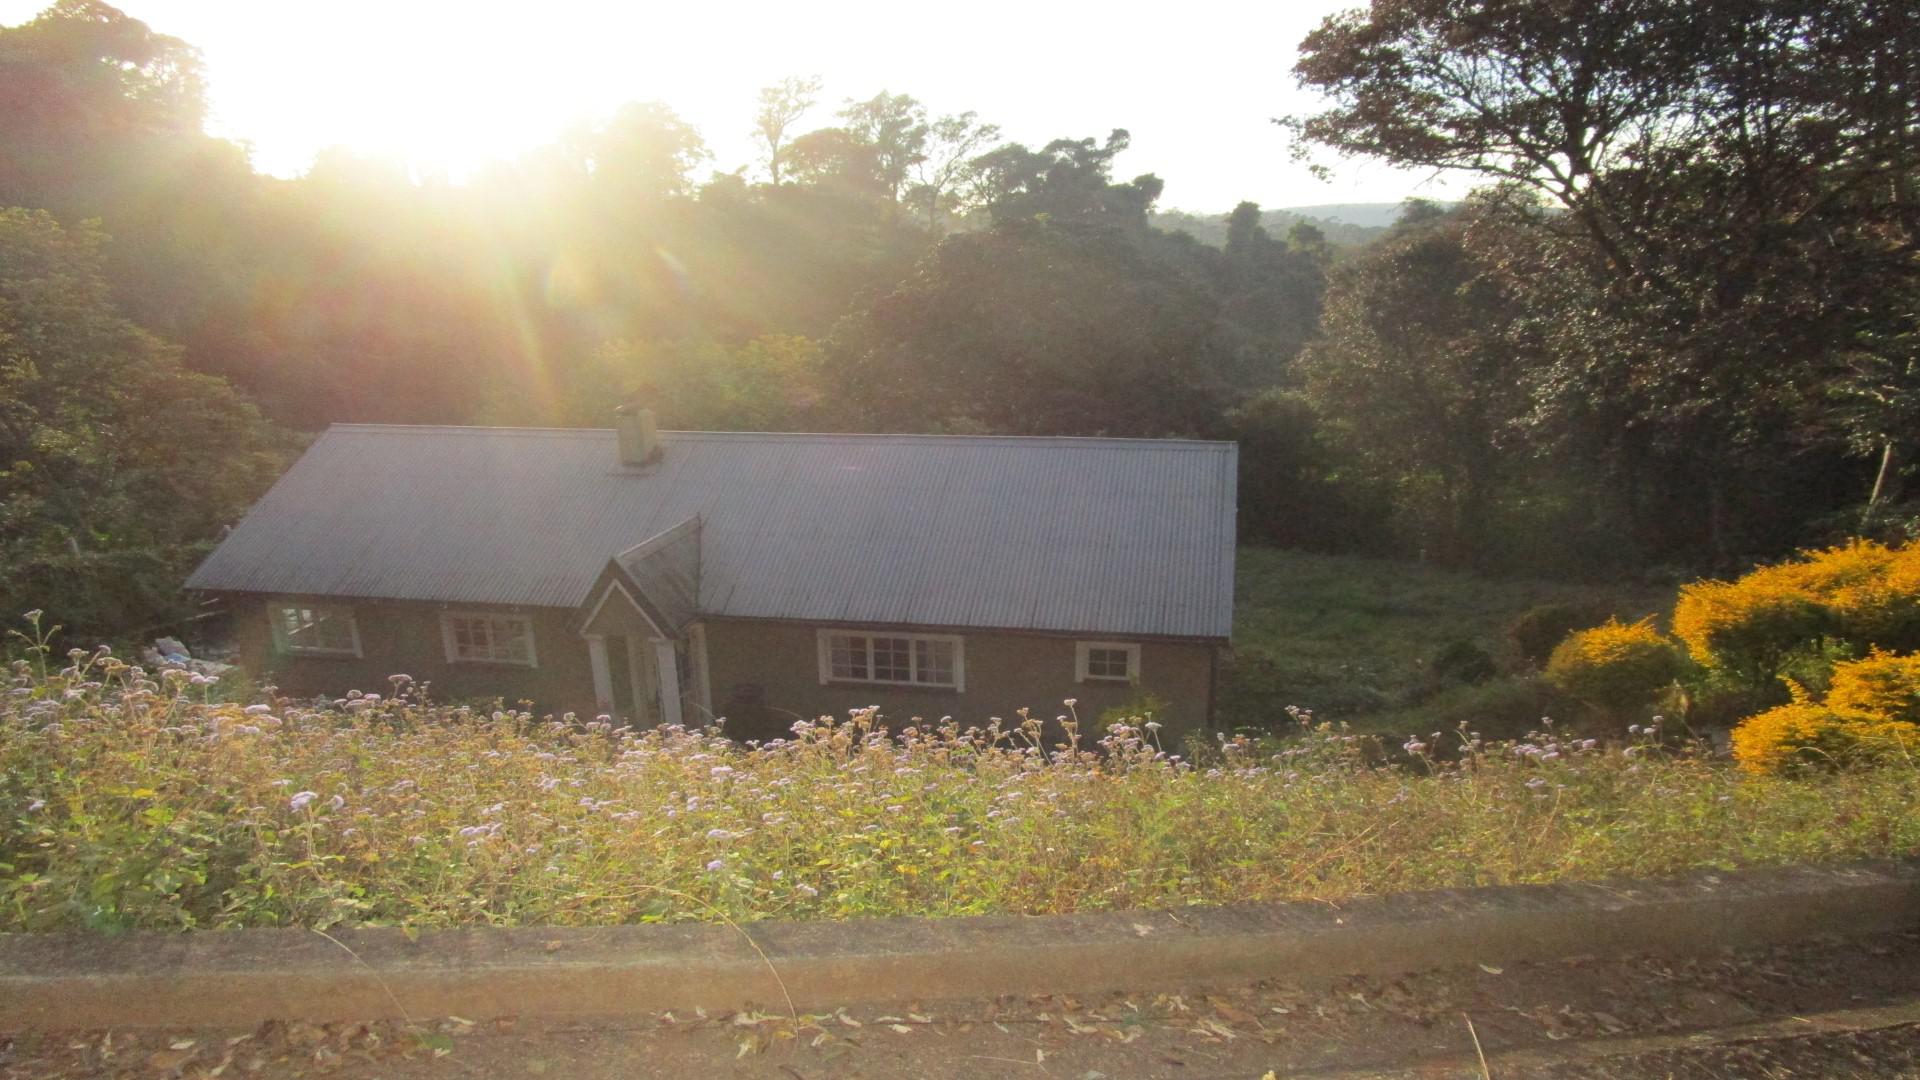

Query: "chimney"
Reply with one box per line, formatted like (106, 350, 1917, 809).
(614, 404, 660, 466)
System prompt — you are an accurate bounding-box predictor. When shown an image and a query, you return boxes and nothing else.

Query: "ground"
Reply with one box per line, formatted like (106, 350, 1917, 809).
(8, 932, 1919, 1078)
(1222, 548, 1670, 734)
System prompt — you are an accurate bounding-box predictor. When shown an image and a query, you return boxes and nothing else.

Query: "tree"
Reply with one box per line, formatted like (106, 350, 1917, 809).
(0, 209, 282, 641)
(1290, 0, 1920, 562)
(782, 127, 884, 197)
(906, 111, 1001, 230)
(588, 101, 709, 203)
(752, 75, 823, 186)
(1215, 201, 1332, 370)
(827, 219, 1227, 437)
(837, 91, 926, 204)
(972, 130, 1164, 229)
(1298, 208, 1527, 566)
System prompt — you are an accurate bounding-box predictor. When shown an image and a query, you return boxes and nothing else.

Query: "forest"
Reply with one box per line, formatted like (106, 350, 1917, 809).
(1, 0, 1915, 642)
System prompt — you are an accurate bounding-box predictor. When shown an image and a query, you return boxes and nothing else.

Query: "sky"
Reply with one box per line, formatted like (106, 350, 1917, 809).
(0, 0, 1461, 214)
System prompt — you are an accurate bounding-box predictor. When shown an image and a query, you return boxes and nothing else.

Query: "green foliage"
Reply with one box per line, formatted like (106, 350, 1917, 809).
(1291, 0, 1920, 568)
(3, 646, 1915, 933)
(1298, 208, 1527, 568)
(1224, 547, 1664, 730)
(1429, 640, 1497, 686)
(1508, 602, 1612, 668)
(828, 219, 1230, 437)
(1372, 676, 1572, 743)
(1543, 619, 1686, 716)
(1223, 390, 1388, 552)
(0, 209, 283, 643)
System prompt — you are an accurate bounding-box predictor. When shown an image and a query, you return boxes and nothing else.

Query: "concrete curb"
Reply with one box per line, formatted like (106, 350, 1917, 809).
(3, 860, 1917, 1030)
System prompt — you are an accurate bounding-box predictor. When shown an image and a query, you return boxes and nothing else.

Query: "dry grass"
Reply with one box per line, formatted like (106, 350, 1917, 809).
(3, 641, 1917, 934)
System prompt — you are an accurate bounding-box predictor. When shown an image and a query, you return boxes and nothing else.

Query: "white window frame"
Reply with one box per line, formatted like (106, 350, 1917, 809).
(270, 603, 362, 658)
(439, 611, 539, 668)
(816, 629, 965, 691)
(1075, 641, 1141, 684)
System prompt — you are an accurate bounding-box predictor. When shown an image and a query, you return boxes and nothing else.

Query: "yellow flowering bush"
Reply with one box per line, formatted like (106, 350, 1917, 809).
(1825, 649, 1920, 724)
(1544, 618, 1684, 715)
(1672, 539, 1920, 686)
(1731, 701, 1919, 775)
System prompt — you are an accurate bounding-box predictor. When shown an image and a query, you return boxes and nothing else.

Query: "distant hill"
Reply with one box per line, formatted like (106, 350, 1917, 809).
(1283, 202, 1454, 229)
(1152, 201, 1461, 250)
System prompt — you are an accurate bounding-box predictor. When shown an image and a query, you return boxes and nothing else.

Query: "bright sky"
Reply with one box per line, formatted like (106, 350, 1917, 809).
(1, 0, 1460, 213)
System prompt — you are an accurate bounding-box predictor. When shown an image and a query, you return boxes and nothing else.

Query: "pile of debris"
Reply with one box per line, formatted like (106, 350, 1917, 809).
(139, 636, 235, 678)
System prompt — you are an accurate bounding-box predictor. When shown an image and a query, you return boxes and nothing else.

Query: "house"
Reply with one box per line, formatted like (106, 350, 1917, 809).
(186, 410, 1238, 738)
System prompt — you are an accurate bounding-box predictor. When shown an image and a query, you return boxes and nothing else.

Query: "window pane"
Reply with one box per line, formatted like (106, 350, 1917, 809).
(500, 620, 531, 663)
(830, 634, 867, 680)
(914, 639, 954, 685)
(282, 606, 353, 653)
(1087, 647, 1131, 679)
(448, 615, 532, 664)
(872, 637, 912, 681)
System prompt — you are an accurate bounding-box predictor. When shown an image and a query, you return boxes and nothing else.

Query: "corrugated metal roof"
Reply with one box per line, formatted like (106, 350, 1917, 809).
(186, 426, 1238, 639)
(616, 516, 701, 632)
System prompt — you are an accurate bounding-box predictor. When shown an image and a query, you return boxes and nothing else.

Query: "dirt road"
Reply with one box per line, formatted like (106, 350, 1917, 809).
(7, 932, 1920, 1078)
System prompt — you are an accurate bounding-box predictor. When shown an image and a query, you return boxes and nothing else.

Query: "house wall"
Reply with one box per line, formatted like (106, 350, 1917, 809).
(700, 618, 1218, 745)
(226, 596, 1220, 744)
(228, 596, 600, 715)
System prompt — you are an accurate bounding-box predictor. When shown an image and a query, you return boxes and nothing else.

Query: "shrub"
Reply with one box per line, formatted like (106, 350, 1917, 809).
(1545, 618, 1685, 716)
(1507, 602, 1610, 668)
(1367, 675, 1572, 742)
(1673, 539, 1920, 687)
(1672, 577, 1830, 686)
(1731, 701, 1919, 775)
(1825, 650, 1920, 724)
(1429, 639, 1497, 685)
(1829, 542, 1920, 654)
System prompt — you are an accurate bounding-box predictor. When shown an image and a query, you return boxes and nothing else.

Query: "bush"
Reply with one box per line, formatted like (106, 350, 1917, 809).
(1367, 675, 1572, 742)
(1507, 602, 1611, 668)
(1825, 650, 1920, 725)
(1429, 639, 1497, 685)
(1673, 539, 1920, 688)
(1730, 701, 1919, 775)
(1544, 618, 1686, 716)
(1672, 577, 1831, 686)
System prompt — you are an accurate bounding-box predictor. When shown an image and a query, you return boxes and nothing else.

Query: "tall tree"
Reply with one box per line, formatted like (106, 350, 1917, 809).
(752, 75, 823, 186)
(972, 130, 1164, 229)
(837, 91, 926, 204)
(0, 209, 282, 640)
(1291, 0, 1920, 561)
(828, 219, 1226, 437)
(907, 110, 1001, 230)
(1299, 207, 1526, 566)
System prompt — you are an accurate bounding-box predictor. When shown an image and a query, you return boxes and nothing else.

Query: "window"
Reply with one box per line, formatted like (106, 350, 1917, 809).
(1076, 641, 1140, 683)
(441, 612, 537, 667)
(818, 630, 963, 690)
(272, 604, 361, 657)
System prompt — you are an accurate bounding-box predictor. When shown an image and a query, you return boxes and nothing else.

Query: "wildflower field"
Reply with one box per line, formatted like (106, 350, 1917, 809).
(3, 646, 1919, 935)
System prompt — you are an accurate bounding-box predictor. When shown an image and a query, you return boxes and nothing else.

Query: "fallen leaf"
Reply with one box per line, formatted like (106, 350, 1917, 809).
(147, 1047, 197, 1071)
(1478, 964, 1504, 975)
(1214, 1004, 1257, 1024)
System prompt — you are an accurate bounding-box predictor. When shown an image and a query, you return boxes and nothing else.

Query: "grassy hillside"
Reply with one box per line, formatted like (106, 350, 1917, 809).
(1221, 548, 1671, 735)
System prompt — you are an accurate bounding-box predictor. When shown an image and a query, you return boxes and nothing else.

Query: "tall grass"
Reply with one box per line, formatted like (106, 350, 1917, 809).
(3, 642, 1917, 933)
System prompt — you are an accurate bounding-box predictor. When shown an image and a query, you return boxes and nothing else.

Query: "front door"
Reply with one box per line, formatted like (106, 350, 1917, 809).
(586, 632, 681, 727)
